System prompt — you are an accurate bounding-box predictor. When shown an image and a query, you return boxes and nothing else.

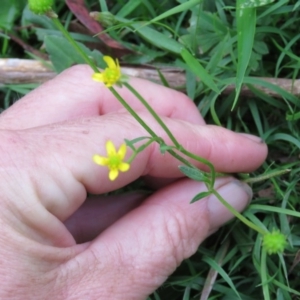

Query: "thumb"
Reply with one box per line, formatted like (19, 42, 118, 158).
(64, 177, 252, 299)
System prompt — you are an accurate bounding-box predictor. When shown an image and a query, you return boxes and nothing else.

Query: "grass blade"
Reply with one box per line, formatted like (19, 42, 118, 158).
(232, 2, 256, 110)
(181, 48, 220, 94)
(143, 0, 201, 26)
(202, 256, 242, 300)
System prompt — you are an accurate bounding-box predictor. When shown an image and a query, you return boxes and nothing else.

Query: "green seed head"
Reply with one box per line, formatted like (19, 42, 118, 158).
(28, 0, 54, 15)
(263, 229, 287, 255)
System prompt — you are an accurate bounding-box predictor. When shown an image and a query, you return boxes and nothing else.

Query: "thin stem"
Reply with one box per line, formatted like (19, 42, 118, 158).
(242, 169, 291, 183)
(211, 189, 267, 235)
(127, 138, 157, 163)
(124, 82, 181, 148)
(51, 18, 99, 73)
(109, 87, 159, 138)
(168, 149, 197, 169)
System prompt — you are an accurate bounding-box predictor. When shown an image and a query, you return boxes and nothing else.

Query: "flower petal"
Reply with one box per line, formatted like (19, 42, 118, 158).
(103, 56, 117, 69)
(106, 141, 117, 156)
(93, 155, 108, 166)
(117, 143, 127, 159)
(118, 162, 130, 172)
(109, 169, 119, 181)
(92, 73, 104, 82)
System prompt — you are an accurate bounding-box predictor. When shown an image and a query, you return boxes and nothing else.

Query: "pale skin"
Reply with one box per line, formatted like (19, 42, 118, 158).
(0, 65, 267, 299)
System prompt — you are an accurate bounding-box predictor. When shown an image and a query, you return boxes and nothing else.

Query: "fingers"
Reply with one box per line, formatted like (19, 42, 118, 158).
(0, 65, 204, 130)
(1, 111, 266, 223)
(61, 177, 251, 299)
(64, 192, 147, 243)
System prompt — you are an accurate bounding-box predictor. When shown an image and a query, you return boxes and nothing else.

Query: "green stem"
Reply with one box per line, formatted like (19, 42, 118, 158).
(109, 87, 159, 138)
(51, 18, 99, 73)
(242, 169, 291, 183)
(211, 189, 267, 235)
(127, 138, 157, 163)
(124, 82, 181, 148)
(168, 149, 198, 169)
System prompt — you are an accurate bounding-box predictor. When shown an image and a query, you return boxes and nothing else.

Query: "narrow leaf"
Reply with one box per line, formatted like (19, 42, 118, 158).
(179, 165, 209, 182)
(232, 3, 256, 110)
(130, 23, 183, 54)
(202, 256, 242, 300)
(190, 191, 212, 203)
(181, 48, 220, 94)
(143, 0, 201, 26)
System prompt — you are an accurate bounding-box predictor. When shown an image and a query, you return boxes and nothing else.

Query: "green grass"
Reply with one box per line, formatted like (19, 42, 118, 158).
(1, 0, 300, 299)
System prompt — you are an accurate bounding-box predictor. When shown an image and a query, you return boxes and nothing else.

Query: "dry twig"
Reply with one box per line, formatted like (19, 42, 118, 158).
(1, 58, 300, 99)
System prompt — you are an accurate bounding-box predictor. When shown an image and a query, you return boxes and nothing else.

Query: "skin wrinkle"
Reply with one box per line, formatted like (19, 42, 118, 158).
(114, 202, 190, 273)
(68, 253, 95, 291)
(163, 207, 190, 267)
(0, 232, 79, 299)
(52, 255, 87, 300)
(105, 232, 168, 295)
(149, 194, 209, 265)
(61, 247, 119, 298)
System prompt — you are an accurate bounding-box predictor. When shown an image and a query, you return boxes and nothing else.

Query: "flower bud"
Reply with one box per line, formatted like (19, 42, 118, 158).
(90, 11, 117, 27)
(28, 0, 54, 15)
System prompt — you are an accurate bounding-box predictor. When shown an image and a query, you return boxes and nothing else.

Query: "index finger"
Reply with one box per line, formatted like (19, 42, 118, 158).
(0, 65, 204, 130)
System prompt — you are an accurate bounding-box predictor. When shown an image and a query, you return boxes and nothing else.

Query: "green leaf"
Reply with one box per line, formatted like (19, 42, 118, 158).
(22, 5, 56, 30)
(181, 48, 220, 94)
(178, 165, 209, 182)
(232, 3, 256, 110)
(190, 191, 212, 203)
(286, 111, 300, 121)
(116, 0, 141, 17)
(240, 0, 275, 8)
(130, 23, 183, 54)
(44, 35, 103, 73)
(185, 70, 196, 100)
(267, 133, 300, 149)
(0, 0, 26, 30)
(160, 144, 175, 154)
(156, 69, 170, 88)
(143, 0, 200, 26)
(249, 205, 300, 219)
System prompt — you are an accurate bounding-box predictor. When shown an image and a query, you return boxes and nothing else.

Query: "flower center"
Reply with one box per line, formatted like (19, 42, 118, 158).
(104, 68, 119, 81)
(108, 155, 121, 169)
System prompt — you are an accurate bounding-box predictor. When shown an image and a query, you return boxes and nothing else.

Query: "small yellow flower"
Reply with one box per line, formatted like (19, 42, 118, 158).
(93, 140, 130, 181)
(92, 56, 121, 87)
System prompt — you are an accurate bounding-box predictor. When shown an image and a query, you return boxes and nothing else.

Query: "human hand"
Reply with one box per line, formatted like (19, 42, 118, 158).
(0, 65, 267, 299)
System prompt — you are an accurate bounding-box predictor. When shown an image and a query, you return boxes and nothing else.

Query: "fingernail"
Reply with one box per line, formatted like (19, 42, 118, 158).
(238, 133, 264, 144)
(207, 180, 252, 231)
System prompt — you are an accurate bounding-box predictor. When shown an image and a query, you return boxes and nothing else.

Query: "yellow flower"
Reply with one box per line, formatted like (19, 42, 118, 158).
(93, 141, 130, 181)
(92, 56, 121, 87)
